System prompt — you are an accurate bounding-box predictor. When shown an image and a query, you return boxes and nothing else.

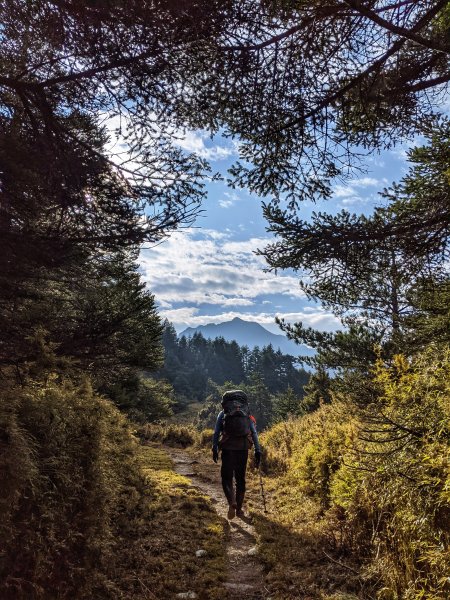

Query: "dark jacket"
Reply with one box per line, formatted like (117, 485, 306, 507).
(212, 410, 261, 452)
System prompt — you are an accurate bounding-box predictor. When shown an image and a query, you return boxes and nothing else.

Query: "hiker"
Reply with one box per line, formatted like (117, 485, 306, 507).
(212, 390, 261, 520)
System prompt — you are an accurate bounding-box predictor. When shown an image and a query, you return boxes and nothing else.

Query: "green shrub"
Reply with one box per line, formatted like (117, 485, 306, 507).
(262, 402, 358, 507)
(197, 428, 214, 448)
(330, 349, 450, 599)
(0, 376, 146, 599)
(137, 422, 198, 447)
(257, 347, 450, 600)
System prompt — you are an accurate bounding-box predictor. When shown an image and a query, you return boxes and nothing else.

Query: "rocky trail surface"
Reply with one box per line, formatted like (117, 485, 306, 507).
(165, 447, 267, 599)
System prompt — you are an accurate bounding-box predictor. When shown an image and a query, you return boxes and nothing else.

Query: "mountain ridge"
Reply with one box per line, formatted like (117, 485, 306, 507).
(179, 317, 314, 357)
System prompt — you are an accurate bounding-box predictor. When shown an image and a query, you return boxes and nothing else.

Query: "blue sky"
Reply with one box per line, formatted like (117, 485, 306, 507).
(138, 129, 413, 334)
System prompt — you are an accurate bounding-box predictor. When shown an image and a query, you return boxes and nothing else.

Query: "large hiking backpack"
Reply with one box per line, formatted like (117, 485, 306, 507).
(221, 390, 251, 438)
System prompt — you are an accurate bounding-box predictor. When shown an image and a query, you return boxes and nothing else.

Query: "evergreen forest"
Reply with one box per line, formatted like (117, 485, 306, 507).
(158, 321, 310, 425)
(1, 2, 449, 599)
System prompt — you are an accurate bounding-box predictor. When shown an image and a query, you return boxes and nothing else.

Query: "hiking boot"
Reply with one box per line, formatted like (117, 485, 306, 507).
(236, 508, 252, 523)
(227, 503, 236, 519)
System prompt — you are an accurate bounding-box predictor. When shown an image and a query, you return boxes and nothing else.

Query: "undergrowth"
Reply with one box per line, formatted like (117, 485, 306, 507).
(249, 406, 363, 600)
(136, 422, 215, 450)
(137, 422, 198, 447)
(0, 378, 227, 599)
(0, 376, 146, 599)
(249, 347, 450, 600)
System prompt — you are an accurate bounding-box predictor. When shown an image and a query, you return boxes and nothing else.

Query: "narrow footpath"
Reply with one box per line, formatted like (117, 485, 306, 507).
(165, 447, 267, 599)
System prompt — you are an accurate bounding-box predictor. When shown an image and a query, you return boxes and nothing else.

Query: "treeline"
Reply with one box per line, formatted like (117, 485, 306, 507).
(158, 321, 309, 413)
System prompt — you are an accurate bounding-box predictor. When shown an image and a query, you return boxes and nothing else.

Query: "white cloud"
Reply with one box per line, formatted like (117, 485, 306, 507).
(277, 310, 341, 331)
(201, 229, 231, 241)
(158, 308, 341, 333)
(140, 229, 305, 310)
(333, 185, 357, 198)
(174, 130, 235, 161)
(341, 196, 363, 205)
(157, 298, 173, 309)
(219, 199, 233, 208)
(333, 179, 385, 208)
(390, 147, 408, 161)
(259, 310, 340, 331)
(197, 294, 255, 307)
(352, 177, 379, 187)
(333, 177, 386, 208)
(159, 306, 199, 325)
(219, 191, 241, 209)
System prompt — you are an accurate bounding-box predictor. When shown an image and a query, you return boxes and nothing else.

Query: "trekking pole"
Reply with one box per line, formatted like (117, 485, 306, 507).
(258, 465, 268, 514)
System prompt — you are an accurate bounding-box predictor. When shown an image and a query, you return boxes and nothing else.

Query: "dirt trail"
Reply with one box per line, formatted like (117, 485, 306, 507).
(165, 447, 266, 599)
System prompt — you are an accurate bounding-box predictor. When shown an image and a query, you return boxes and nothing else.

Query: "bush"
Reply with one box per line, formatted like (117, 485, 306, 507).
(257, 347, 450, 600)
(262, 403, 358, 506)
(0, 376, 146, 599)
(330, 349, 450, 599)
(197, 428, 214, 448)
(137, 422, 198, 447)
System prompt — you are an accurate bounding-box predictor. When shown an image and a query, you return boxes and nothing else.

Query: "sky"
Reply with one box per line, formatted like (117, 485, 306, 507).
(136, 129, 413, 335)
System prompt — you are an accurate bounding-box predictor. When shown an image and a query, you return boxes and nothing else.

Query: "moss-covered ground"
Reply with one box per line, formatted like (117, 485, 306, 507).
(136, 444, 228, 599)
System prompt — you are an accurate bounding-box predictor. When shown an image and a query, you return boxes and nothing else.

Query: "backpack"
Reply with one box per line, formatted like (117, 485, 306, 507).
(221, 390, 251, 438)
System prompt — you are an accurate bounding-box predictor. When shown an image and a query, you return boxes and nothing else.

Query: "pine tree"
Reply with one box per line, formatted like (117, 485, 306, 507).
(267, 127, 450, 371)
(246, 372, 274, 430)
(301, 368, 333, 413)
(273, 386, 303, 422)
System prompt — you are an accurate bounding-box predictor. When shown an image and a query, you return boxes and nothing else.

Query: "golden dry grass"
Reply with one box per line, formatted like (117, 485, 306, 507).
(135, 444, 228, 600)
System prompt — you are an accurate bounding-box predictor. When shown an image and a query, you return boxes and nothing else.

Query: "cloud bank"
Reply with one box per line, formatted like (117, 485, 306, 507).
(140, 229, 303, 304)
(160, 307, 340, 333)
(139, 229, 340, 332)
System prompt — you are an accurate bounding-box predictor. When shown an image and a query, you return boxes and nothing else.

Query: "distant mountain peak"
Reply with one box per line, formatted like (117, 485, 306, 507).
(179, 318, 314, 358)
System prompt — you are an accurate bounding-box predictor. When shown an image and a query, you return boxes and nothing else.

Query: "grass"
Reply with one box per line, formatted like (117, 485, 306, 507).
(137, 423, 198, 447)
(169, 402, 205, 425)
(136, 444, 228, 600)
(246, 472, 362, 600)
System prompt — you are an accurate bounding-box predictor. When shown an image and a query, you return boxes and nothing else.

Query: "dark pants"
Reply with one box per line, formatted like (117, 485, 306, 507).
(221, 448, 248, 508)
